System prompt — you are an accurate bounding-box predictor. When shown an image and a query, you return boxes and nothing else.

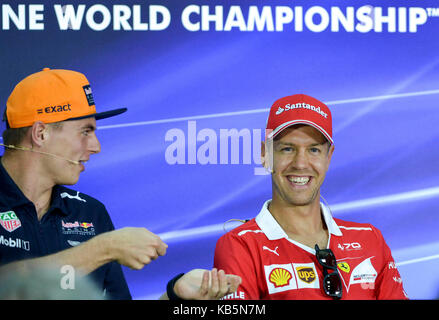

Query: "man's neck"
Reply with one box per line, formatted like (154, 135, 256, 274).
(1, 154, 54, 220)
(268, 197, 329, 249)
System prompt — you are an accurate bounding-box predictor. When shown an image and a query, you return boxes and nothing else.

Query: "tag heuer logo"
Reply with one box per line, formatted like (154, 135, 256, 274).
(0, 211, 22, 232)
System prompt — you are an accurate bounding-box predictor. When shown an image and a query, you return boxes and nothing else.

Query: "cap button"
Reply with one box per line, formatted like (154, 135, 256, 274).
(42, 67, 51, 71)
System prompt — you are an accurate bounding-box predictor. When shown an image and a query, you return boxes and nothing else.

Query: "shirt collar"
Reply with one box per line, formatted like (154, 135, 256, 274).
(255, 199, 342, 240)
(49, 186, 70, 216)
(0, 157, 69, 216)
(0, 158, 33, 209)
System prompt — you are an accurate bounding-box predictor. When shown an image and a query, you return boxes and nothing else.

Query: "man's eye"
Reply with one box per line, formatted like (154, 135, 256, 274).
(310, 147, 321, 153)
(282, 147, 293, 152)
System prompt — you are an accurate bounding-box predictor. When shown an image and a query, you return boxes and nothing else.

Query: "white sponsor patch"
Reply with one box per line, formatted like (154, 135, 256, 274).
(350, 257, 377, 285)
(264, 263, 297, 294)
(293, 263, 320, 289)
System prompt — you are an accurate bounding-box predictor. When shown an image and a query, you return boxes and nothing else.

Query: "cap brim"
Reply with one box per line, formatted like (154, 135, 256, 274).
(67, 107, 127, 121)
(267, 119, 334, 145)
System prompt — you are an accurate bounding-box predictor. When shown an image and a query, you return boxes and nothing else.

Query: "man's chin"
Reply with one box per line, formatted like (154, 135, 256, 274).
(284, 192, 320, 207)
(57, 176, 80, 186)
(287, 199, 315, 207)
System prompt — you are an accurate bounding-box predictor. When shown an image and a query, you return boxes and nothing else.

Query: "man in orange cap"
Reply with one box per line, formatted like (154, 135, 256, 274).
(214, 94, 407, 300)
(0, 68, 240, 299)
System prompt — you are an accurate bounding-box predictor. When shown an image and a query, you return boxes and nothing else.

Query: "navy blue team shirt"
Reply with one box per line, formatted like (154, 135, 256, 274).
(0, 159, 132, 299)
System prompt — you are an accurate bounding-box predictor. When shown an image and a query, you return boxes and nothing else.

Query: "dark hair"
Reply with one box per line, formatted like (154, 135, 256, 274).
(2, 127, 31, 147)
(2, 122, 63, 149)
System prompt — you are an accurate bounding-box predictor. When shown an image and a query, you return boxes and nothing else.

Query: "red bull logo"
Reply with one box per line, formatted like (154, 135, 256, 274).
(62, 220, 79, 228)
(80, 222, 94, 229)
(62, 220, 94, 229)
(61, 220, 96, 236)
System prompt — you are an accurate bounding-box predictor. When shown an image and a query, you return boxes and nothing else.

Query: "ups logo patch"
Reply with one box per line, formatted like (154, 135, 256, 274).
(296, 267, 316, 283)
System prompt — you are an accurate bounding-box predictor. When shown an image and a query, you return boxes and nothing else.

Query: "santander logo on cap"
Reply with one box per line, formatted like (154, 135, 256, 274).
(266, 94, 333, 144)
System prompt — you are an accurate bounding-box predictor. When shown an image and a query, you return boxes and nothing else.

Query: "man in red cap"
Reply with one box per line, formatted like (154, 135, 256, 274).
(214, 94, 407, 300)
(0, 68, 241, 300)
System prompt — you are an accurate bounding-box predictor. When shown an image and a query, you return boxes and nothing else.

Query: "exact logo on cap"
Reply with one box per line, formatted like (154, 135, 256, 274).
(36, 103, 72, 115)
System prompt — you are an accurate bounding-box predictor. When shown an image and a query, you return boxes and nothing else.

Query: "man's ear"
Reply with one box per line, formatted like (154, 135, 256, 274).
(261, 141, 266, 168)
(328, 143, 334, 160)
(31, 121, 49, 147)
(261, 140, 274, 173)
(326, 143, 335, 170)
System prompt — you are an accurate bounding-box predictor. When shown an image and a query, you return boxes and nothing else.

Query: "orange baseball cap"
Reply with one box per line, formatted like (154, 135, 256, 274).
(4, 67, 127, 128)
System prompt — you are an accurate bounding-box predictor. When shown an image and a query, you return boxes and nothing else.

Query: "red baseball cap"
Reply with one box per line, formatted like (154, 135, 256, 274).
(4, 68, 127, 129)
(266, 94, 333, 145)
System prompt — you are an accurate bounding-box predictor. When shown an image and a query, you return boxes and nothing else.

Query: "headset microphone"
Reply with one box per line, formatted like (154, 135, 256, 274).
(0, 143, 81, 165)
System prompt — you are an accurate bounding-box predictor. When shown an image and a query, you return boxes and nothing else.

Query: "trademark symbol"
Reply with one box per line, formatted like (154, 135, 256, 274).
(426, 8, 439, 17)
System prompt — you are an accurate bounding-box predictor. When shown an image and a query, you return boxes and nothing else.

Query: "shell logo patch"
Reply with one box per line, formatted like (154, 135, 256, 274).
(269, 268, 292, 288)
(264, 263, 297, 294)
(264, 263, 321, 293)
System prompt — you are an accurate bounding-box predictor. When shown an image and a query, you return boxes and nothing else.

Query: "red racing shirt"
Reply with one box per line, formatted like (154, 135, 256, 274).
(214, 200, 408, 300)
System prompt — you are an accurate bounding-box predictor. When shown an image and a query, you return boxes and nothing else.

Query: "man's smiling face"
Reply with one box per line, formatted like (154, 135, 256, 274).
(270, 124, 334, 208)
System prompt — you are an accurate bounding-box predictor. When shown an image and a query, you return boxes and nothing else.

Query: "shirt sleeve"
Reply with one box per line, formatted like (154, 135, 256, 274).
(214, 232, 261, 300)
(372, 226, 408, 300)
(97, 203, 132, 300)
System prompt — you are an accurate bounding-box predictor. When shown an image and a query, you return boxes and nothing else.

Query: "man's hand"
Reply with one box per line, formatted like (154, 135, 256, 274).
(173, 268, 242, 300)
(0, 227, 168, 277)
(103, 227, 168, 270)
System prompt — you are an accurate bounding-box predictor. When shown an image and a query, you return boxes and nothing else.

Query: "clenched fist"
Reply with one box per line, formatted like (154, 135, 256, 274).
(102, 227, 168, 270)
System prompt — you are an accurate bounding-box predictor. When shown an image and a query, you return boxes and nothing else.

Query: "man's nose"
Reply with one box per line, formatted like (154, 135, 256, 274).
(89, 134, 101, 154)
(290, 149, 308, 170)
